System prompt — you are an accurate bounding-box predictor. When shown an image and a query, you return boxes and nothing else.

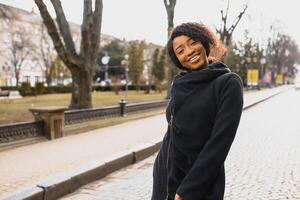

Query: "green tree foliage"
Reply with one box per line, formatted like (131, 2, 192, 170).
(98, 40, 126, 66)
(224, 42, 244, 75)
(151, 48, 166, 92)
(97, 40, 126, 94)
(19, 82, 31, 96)
(95, 40, 126, 83)
(224, 29, 300, 87)
(266, 33, 300, 78)
(128, 41, 144, 90)
(35, 82, 45, 95)
(224, 30, 265, 85)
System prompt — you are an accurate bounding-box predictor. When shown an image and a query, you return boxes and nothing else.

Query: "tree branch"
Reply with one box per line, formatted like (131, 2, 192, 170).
(92, 0, 103, 38)
(228, 4, 247, 35)
(34, 0, 80, 70)
(50, 0, 77, 56)
(91, 0, 103, 65)
(164, 0, 176, 34)
(80, 0, 92, 64)
(225, 0, 230, 20)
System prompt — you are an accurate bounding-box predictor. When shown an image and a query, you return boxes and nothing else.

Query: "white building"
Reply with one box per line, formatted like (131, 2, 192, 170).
(0, 3, 120, 87)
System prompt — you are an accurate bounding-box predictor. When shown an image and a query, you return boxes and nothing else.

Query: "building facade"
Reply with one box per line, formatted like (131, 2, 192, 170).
(0, 3, 119, 87)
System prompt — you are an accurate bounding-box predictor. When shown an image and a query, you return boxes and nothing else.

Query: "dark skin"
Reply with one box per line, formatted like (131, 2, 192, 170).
(172, 35, 209, 200)
(173, 35, 209, 71)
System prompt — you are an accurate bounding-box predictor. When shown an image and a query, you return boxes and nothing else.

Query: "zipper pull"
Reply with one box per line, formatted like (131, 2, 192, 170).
(169, 114, 173, 127)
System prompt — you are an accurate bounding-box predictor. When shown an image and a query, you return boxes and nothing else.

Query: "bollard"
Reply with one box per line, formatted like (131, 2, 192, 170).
(119, 99, 127, 117)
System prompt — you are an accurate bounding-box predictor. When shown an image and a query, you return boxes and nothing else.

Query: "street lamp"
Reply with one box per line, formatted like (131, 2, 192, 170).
(260, 57, 266, 77)
(119, 54, 129, 117)
(121, 54, 129, 99)
(101, 52, 110, 84)
(59, 72, 64, 85)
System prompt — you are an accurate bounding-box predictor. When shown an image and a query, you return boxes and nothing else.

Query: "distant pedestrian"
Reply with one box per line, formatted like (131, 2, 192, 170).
(151, 22, 244, 200)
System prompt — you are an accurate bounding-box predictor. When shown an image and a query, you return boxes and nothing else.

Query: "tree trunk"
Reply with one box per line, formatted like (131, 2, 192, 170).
(15, 69, 19, 87)
(46, 76, 52, 87)
(69, 68, 92, 109)
(34, 0, 103, 109)
(165, 14, 175, 99)
(16, 76, 19, 87)
(164, 0, 176, 99)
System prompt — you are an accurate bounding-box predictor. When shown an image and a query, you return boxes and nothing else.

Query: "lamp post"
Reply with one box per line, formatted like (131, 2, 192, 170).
(124, 54, 129, 99)
(260, 57, 266, 79)
(119, 54, 129, 117)
(101, 52, 110, 84)
(121, 54, 129, 99)
(59, 72, 64, 85)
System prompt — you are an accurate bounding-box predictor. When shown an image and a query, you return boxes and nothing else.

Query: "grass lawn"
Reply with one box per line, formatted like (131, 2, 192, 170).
(0, 90, 167, 125)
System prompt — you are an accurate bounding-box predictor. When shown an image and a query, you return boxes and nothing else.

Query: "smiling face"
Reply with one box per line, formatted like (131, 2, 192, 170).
(173, 35, 209, 71)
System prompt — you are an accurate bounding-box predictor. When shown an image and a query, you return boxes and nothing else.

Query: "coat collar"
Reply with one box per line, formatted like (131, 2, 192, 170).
(170, 62, 230, 111)
(173, 62, 230, 88)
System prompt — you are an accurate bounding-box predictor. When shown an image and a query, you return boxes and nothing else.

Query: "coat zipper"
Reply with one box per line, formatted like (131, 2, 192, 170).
(166, 105, 174, 200)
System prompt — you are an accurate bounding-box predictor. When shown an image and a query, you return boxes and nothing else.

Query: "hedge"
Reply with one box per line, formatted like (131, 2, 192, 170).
(0, 84, 157, 96)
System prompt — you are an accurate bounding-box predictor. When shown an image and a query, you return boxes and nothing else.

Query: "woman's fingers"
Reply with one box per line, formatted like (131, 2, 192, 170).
(175, 193, 183, 200)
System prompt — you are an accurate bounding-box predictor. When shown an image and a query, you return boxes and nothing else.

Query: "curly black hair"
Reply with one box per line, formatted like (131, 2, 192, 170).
(167, 22, 224, 70)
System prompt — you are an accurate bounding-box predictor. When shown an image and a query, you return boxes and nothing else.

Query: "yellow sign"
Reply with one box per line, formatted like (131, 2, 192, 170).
(247, 69, 259, 86)
(0, 79, 5, 86)
(276, 74, 283, 84)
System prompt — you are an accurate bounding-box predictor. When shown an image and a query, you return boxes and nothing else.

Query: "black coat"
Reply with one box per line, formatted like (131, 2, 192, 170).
(152, 62, 243, 200)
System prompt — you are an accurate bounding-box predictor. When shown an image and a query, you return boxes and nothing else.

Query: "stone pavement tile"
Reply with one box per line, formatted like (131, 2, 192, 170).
(0, 115, 166, 199)
(60, 89, 300, 200)
(60, 155, 156, 200)
(0, 86, 292, 199)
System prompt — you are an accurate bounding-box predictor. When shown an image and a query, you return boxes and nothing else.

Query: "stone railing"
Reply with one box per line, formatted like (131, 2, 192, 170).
(125, 100, 168, 114)
(0, 121, 44, 143)
(65, 106, 120, 125)
(0, 100, 168, 144)
(65, 100, 168, 125)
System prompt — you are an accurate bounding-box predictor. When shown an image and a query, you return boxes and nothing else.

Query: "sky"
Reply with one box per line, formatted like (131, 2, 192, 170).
(0, 0, 300, 48)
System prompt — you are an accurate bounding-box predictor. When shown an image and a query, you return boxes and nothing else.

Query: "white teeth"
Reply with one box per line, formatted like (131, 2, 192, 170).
(190, 55, 199, 62)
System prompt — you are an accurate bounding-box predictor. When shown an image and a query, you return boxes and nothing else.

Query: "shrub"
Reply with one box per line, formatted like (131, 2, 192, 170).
(19, 82, 32, 96)
(35, 82, 45, 95)
(45, 86, 72, 94)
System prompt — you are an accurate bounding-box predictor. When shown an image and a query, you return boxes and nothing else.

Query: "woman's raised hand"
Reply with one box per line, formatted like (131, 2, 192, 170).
(175, 193, 183, 200)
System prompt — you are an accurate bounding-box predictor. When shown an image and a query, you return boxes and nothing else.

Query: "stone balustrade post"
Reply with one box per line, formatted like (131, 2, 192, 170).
(29, 106, 67, 140)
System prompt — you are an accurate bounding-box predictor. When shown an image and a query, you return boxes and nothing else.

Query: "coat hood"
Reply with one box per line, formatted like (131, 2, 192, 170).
(172, 62, 230, 91)
(171, 62, 230, 108)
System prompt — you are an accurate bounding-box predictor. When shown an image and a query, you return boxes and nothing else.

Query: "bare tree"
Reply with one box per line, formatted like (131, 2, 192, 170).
(34, 23, 56, 86)
(163, 0, 176, 99)
(3, 22, 32, 86)
(216, 0, 248, 47)
(34, 0, 103, 109)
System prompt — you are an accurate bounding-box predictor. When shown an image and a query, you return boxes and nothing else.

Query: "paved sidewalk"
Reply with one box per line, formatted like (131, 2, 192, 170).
(62, 88, 300, 200)
(0, 85, 291, 199)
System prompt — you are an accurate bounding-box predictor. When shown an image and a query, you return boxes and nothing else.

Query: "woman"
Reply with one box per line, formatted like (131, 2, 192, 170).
(151, 22, 243, 200)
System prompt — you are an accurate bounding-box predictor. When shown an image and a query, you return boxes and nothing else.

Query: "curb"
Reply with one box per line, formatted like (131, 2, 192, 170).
(4, 87, 289, 200)
(4, 142, 162, 200)
(243, 91, 281, 110)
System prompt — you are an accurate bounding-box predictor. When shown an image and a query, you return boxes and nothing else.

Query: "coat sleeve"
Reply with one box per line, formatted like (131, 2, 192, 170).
(176, 74, 244, 200)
